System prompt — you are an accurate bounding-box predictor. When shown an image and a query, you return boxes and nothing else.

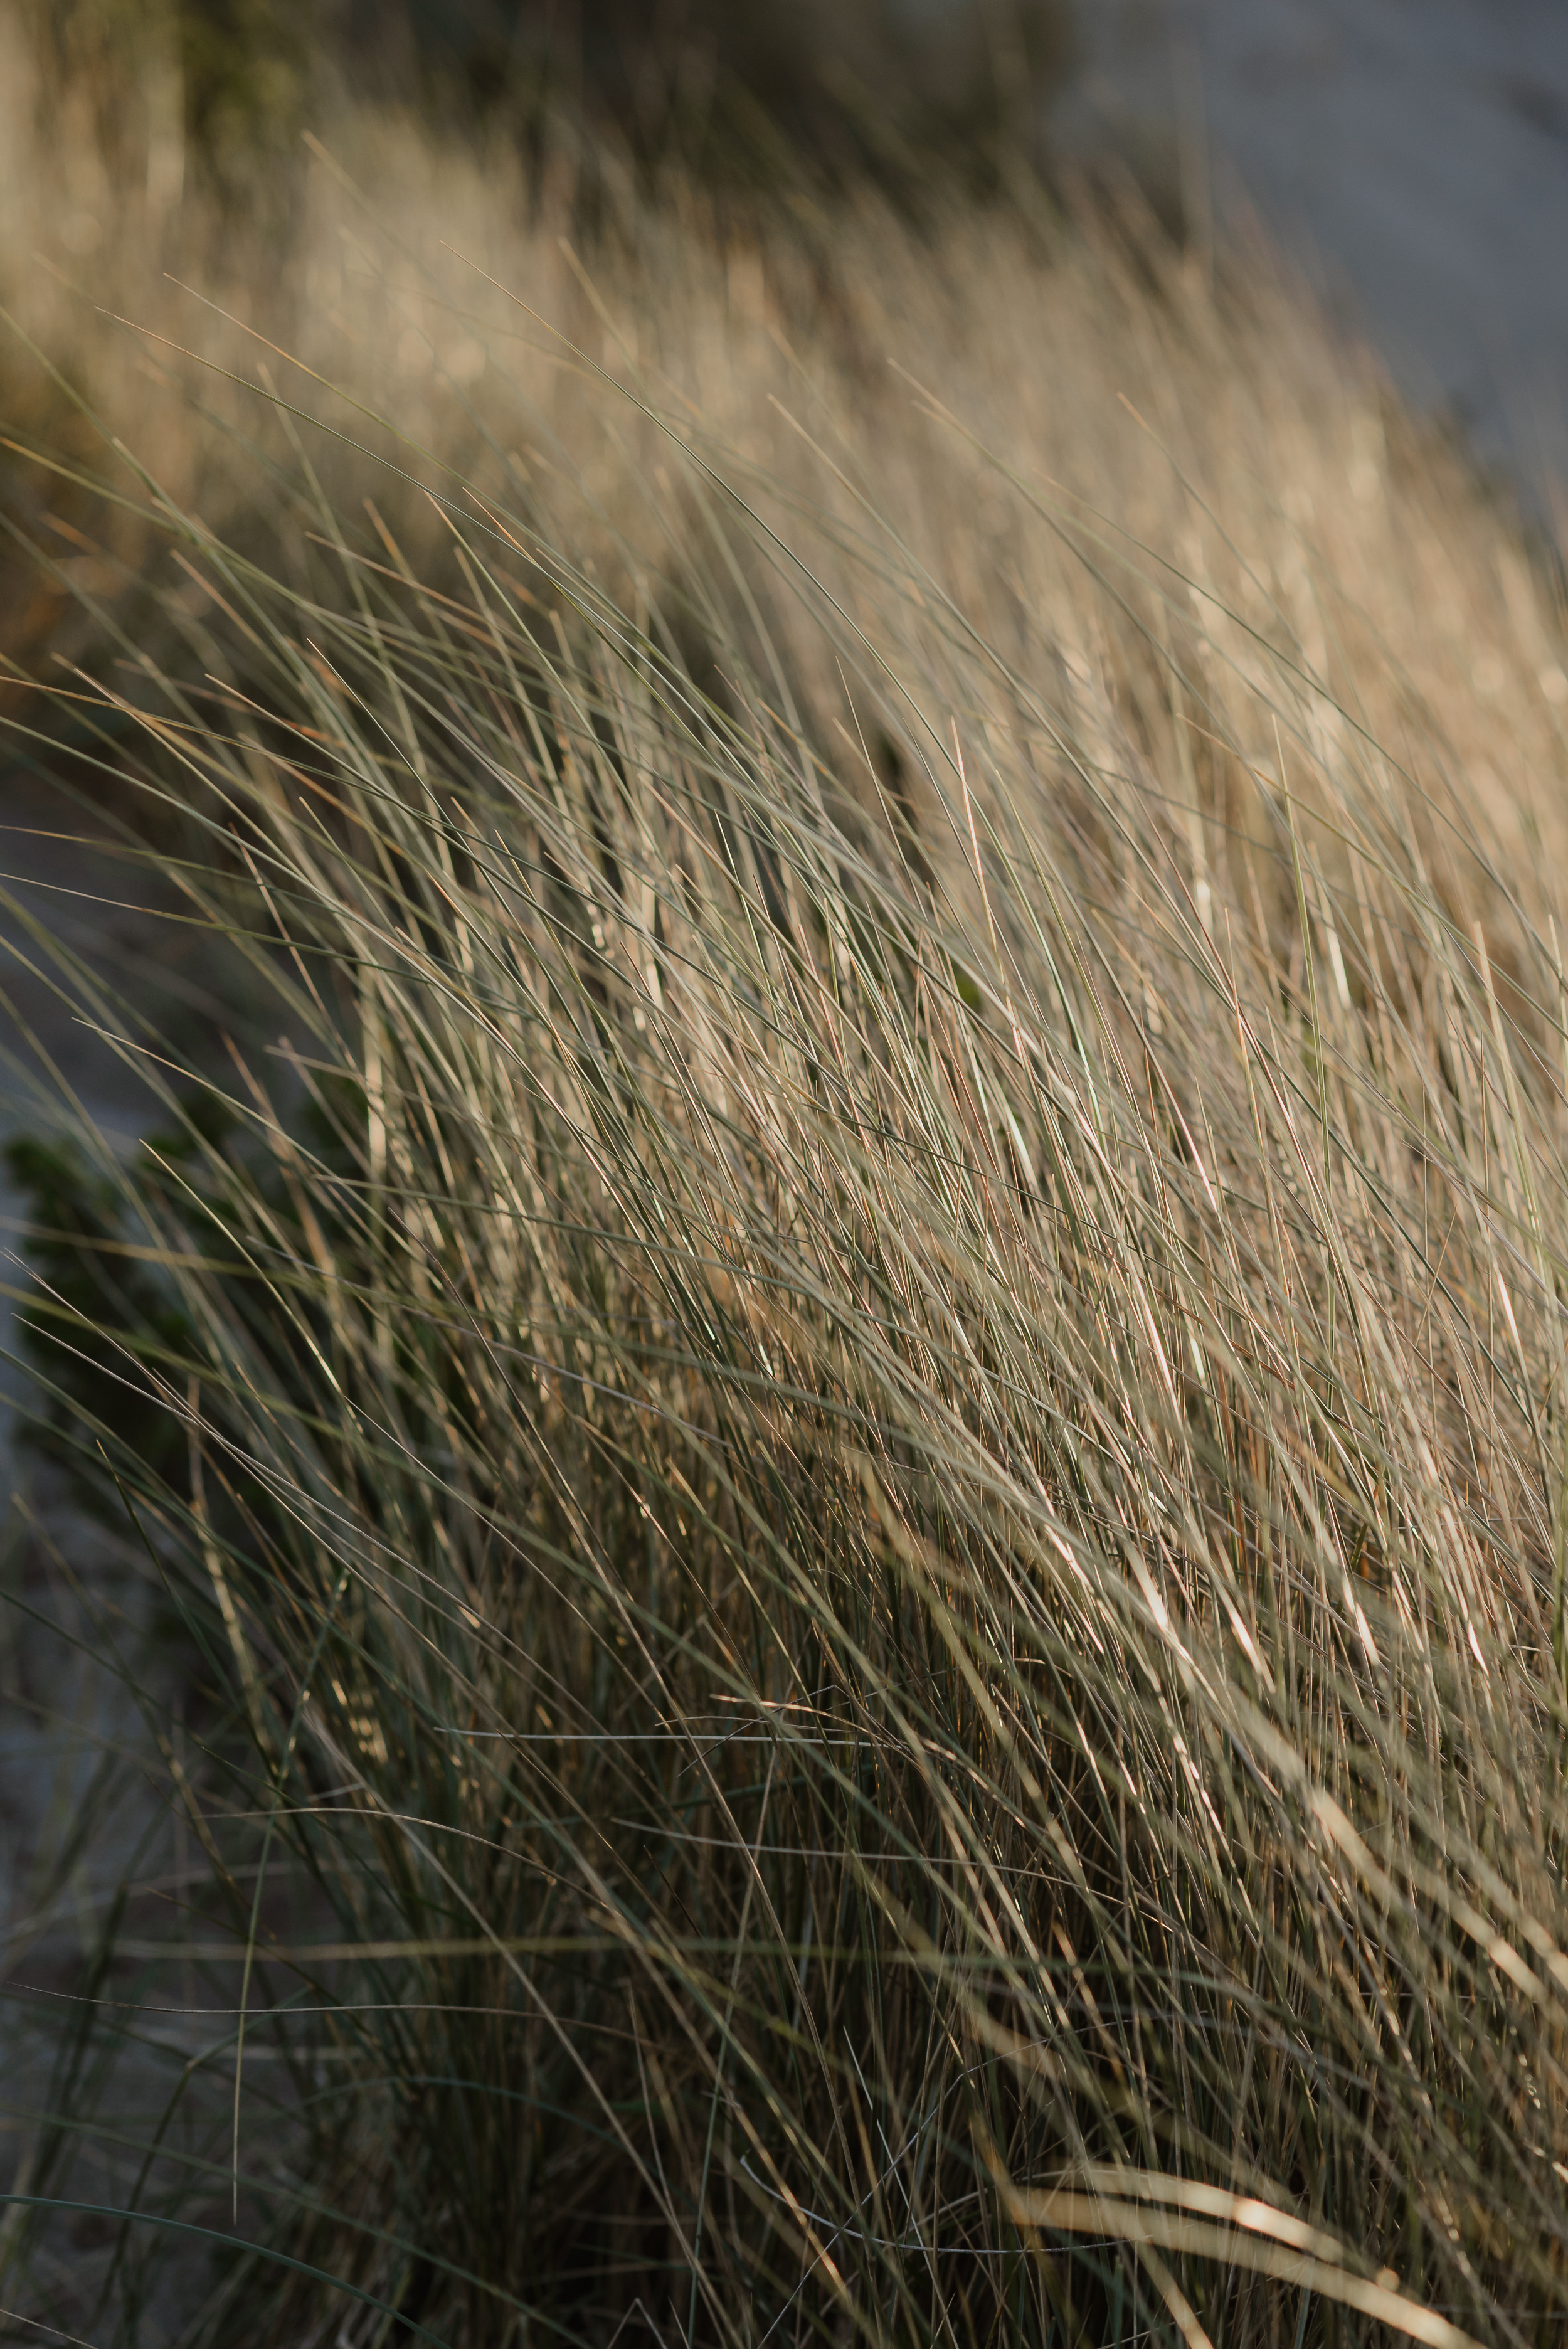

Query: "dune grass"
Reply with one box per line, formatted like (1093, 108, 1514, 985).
(8, 51, 1568, 2349)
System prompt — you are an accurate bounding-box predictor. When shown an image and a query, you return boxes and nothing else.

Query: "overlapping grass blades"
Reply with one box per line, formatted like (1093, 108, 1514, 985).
(8, 285, 1568, 2346)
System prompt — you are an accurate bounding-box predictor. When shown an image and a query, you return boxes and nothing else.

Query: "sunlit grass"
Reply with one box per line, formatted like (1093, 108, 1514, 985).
(7, 50, 1568, 2349)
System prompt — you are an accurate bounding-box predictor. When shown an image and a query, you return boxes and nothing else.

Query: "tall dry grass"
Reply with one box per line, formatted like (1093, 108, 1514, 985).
(8, 14, 1568, 2347)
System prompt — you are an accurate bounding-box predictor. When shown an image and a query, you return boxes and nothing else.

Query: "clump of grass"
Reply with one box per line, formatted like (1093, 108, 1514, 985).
(9, 85, 1568, 2349)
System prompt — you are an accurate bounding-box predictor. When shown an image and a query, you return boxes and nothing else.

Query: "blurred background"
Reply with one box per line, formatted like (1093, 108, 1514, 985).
(22, 0, 1568, 509)
(1064, 0, 1568, 520)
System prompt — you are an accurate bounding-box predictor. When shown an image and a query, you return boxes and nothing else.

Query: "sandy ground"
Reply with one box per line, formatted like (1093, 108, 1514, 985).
(1056, 0, 1568, 512)
(0, 788, 277, 2338)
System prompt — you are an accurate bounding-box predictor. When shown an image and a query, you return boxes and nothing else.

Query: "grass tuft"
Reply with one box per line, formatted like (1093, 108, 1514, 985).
(8, 66, 1568, 2349)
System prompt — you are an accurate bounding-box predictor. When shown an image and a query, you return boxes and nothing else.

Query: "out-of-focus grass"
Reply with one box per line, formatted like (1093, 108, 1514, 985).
(22, 0, 1074, 202)
(8, 15, 1568, 2348)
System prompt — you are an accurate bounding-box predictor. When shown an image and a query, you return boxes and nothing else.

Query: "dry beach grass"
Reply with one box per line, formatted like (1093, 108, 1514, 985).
(7, 11, 1568, 2345)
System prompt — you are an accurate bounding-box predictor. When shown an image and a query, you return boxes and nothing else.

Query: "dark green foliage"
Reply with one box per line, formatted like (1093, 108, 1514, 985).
(26, 0, 317, 205)
(176, 0, 313, 194)
(26, 0, 1076, 218)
